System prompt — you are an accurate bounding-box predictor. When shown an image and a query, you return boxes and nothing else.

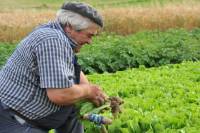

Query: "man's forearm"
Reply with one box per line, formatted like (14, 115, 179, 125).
(46, 84, 90, 106)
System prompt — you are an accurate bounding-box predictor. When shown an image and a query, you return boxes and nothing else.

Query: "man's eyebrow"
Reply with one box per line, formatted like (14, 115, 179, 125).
(87, 31, 97, 36)
(90, 33, 96, 36)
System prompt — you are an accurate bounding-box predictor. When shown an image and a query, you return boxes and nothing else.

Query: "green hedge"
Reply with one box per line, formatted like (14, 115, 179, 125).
(78, 28, 200, 74)
(0, 28, 200, 73)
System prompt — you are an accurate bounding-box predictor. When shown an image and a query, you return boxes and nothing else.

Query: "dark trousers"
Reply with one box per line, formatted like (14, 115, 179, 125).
(0, 102, 83, 133)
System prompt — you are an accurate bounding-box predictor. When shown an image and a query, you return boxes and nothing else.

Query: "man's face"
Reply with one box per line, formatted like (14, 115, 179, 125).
(64, 26, 98, 52)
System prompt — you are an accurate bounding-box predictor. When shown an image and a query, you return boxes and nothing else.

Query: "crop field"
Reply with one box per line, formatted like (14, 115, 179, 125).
(0, 0, 200, 132)
(85, 61, 200, 133)
(0, 0, 200, 43)
(1, 0, 199, 9)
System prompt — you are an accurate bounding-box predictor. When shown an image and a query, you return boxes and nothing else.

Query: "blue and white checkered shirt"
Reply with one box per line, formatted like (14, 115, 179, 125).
(0, 21, 77, 119)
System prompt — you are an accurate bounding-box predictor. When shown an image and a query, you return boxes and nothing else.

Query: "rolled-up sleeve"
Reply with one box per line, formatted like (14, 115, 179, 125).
(35, 38, 75, 88)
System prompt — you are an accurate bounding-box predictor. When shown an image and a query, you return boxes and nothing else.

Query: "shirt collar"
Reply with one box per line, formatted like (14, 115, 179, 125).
(38, 21, 78, 49)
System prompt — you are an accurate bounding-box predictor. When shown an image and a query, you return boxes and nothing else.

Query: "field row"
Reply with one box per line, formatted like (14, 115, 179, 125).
(82, 61, 200, 132)
(0, 4, 200, 43)
(1, 28, 200, 73)
(0, 0, 199, 10)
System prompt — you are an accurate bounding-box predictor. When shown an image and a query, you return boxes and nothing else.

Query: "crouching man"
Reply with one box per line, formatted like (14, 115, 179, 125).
(0, 2, 107, 133)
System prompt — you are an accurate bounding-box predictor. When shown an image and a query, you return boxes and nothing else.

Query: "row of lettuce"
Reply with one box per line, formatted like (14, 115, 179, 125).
(0, 28, 200, 73)
(83, 61, 200, 133)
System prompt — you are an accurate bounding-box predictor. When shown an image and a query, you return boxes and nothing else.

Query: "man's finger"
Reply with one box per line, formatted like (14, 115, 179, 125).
(97, 97, 105, 106)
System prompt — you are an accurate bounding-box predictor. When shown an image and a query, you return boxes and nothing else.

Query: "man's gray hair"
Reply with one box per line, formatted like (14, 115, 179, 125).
(56, 9, 97, 31)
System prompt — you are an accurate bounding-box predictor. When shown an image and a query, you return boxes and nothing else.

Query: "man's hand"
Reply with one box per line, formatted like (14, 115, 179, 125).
(79, 71, 108, 106)
(86, 85, 108, 107)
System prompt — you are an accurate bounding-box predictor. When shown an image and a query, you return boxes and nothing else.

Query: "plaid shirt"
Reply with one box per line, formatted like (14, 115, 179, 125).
(0, 21, 77, 119)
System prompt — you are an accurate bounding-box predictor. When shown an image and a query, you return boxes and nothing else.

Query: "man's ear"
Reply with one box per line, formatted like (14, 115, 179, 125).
(64, 26, 70, 34)
(64, 26, 73, 34)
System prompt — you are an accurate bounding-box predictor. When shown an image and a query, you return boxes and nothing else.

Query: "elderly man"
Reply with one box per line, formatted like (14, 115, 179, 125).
(0, 2, 107, 133)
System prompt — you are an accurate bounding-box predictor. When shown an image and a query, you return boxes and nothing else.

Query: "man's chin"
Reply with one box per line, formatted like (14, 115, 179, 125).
(74, 43, 83, 53)
(74, 47, 81, 53)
